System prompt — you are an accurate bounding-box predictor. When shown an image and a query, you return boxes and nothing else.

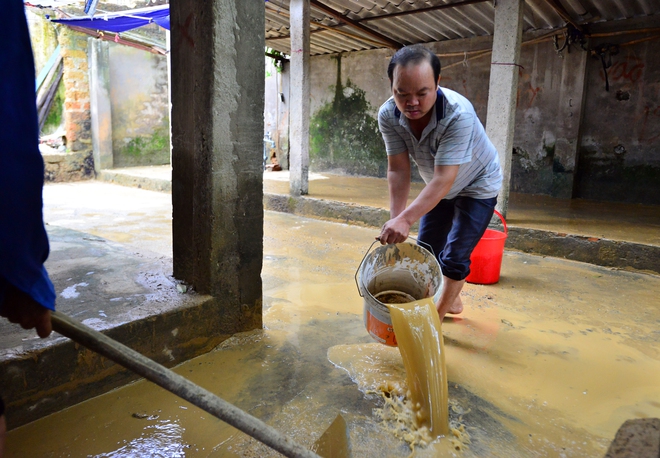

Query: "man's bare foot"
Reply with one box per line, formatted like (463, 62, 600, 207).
(447, 295, 463, 315)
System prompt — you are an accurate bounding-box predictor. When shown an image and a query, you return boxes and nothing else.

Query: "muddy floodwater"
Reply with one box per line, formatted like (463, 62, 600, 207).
(7, 204, 660, 457)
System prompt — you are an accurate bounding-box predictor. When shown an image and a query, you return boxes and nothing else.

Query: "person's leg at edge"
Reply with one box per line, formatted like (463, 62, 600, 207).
(0, 396, 6, 458)
(435, 196, 497, 320)
(417, 198, 457, 310)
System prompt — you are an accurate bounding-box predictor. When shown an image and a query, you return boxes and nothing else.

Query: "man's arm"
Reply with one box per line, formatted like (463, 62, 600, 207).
(388, 152, 411, 219)
(379, 164, 460, 244)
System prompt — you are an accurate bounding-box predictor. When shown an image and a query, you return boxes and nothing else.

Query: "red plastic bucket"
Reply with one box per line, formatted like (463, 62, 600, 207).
(466, 210, 507, 285)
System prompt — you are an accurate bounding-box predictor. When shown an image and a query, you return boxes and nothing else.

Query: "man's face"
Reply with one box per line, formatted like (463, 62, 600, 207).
(391, 61, 438, 122)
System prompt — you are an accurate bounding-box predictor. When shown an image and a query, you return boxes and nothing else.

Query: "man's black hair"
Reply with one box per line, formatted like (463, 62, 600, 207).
(387, 44, 441, 86)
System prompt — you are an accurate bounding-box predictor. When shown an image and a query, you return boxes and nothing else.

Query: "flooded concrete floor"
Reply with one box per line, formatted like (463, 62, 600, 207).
(260, 170, 660, 246)
(42, 181, 174, 258)
(6, 182, 660, 457)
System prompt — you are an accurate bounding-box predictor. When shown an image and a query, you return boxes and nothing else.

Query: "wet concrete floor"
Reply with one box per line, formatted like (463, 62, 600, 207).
(5, 181, 660, 457)
(259, 170, 660, 246)
(104, 166, 660, 247)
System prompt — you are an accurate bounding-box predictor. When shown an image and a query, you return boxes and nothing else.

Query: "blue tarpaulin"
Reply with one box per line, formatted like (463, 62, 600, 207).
(51, 5, 169, 33)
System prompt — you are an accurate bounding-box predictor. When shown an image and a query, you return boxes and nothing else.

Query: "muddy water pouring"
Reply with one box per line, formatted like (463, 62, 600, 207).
(355, 240, 442, 346)
(356, 240, 450, 439)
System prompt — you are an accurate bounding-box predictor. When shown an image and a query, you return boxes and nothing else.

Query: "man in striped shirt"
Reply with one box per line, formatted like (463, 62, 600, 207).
(377, 44, 502, 320)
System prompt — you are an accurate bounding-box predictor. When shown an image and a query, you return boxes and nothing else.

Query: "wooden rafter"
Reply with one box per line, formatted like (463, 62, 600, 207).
(359, 0, 491, 23)
(266, 5, 390, 48)
(309, 0, 403, 49)
(541, 0, 584, 32)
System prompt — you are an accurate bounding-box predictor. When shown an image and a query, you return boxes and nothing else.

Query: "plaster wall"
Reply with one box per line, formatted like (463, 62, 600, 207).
(281, 18, 660, 205)
(576, 25, 660, 205)
(264, 57, 285, 167)
(108, 45, 170, 167)
(26, 10, 59, 77)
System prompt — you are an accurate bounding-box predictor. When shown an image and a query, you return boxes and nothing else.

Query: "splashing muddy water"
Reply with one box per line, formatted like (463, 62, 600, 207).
(388, 299, 449, 438)
(6, 210, 660, 457)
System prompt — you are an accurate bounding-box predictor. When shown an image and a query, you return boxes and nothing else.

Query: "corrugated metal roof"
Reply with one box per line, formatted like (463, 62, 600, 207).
(265, 0, 660, 55)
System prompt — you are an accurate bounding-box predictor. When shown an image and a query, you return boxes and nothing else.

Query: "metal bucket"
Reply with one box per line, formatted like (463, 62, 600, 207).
(355, 241, 443, 347)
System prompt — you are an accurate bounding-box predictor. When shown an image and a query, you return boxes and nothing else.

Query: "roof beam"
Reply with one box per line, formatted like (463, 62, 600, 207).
(540, 0, 584, 32)
(266, 5, 389, 48)
(309, 0, 403, 49)
(359, 0, 491, 23)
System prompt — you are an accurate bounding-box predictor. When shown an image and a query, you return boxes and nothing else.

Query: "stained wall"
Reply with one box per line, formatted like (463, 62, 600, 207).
(272, 17, 660, 205)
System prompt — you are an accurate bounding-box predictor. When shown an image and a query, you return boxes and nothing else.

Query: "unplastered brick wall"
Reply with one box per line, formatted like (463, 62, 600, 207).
(58, 27, 92, 154)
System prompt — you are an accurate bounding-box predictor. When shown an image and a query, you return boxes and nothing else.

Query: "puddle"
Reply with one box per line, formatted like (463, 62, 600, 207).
(6, 211, 660, 457)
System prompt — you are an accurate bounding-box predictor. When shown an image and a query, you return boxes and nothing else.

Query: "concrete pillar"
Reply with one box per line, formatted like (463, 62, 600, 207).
(555, 46, 589, 199)
(166, 30, 172, 164)
(278, 61, 291, 170)
(289, 0, 310, 196)
(88, 39, 113, 172)
(485, 0, 524, 217)
(170, 1, 265, 332)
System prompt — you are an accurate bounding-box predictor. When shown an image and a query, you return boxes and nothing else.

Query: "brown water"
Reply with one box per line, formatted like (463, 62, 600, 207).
(7, 207, 660, 457)
(388, 299, 449, 438)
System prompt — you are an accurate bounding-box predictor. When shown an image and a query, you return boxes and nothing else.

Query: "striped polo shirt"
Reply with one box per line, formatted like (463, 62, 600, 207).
(378, 87, 502, 200)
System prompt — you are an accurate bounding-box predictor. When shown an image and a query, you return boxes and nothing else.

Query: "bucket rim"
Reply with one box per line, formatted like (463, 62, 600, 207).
(480, 228, 508, 240)
(356, 241, 441, 304)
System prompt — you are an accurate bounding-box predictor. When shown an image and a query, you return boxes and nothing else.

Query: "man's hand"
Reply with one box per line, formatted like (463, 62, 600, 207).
(0, 285, 52, 338)
(378, 215, 412, 245)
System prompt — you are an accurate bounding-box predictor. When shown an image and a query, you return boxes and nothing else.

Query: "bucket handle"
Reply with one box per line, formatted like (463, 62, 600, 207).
(354, 236, 435, 298)
(493, 209, 507, 234)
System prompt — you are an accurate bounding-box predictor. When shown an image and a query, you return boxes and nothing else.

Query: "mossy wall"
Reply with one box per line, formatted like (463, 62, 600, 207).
(109, 45, 170, 167)
(298, 20, 660, 204)
(27, 11, 65, 136)
(26, 10, 59, 76)
(309, 55, 386, 176)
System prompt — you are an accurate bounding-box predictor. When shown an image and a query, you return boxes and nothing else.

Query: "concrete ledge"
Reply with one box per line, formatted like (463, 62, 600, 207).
(264, 192, 417, 231)
(2, 296, 237, 429)
(0, 226, 244, 429)
(43, 150, 94, 182)
(507, 228, 660, 275)
(96, 169, 172, 193)
(264, 192, 660, 275)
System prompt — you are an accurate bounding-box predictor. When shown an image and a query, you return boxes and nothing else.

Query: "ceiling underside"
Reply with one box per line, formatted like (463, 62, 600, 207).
(265, 0, 660, 55)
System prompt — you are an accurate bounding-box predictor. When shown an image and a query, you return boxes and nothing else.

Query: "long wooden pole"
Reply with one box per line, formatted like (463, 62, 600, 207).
(50, 311, 321, 458)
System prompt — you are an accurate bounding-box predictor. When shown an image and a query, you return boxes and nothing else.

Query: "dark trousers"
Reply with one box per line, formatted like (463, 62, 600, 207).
(418, 196, 497, 281)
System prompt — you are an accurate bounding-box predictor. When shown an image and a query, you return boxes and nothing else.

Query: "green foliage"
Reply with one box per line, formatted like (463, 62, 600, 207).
(310, 80, 386, 176)
(265, 47, 285, 74)
(42, 79, 65, 135)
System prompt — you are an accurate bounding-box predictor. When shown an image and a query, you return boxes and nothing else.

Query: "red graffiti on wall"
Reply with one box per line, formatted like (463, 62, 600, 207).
(515, 69, 542, 109)
(516, 81, 542, 109)
(176, 13, 195, 48)
(638, 104, 660, 143)
(600, 56, 644, 84)
(526, 83, 542, 108)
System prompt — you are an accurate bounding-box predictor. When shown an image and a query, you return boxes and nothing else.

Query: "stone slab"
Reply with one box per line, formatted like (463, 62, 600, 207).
(605, 418, 660, 458)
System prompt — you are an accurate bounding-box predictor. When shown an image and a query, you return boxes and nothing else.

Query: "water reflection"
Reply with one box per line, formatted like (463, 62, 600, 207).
(95, 420, 187, 458)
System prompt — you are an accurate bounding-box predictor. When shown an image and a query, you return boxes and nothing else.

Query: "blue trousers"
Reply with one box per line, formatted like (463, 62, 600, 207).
(418, 196, 497, 281)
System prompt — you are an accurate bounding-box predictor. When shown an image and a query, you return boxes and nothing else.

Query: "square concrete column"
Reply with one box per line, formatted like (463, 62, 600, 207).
(289, 0, 310, 196)
(485, 0, 524, 216)
(88, 39, 113, 172)
(555, 45, 589, 199)
(170, 1, 265, 332)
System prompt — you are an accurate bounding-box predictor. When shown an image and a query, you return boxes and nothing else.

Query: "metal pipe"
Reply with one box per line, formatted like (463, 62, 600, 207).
(51, 311, 321, 458)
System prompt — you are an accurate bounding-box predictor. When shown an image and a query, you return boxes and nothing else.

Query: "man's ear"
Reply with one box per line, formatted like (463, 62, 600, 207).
(437, 76, 442, 85)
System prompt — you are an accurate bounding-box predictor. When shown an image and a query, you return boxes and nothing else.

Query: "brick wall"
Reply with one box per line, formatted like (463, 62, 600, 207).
(48, 27, 94, 182)
(58, 27, 92, 154)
